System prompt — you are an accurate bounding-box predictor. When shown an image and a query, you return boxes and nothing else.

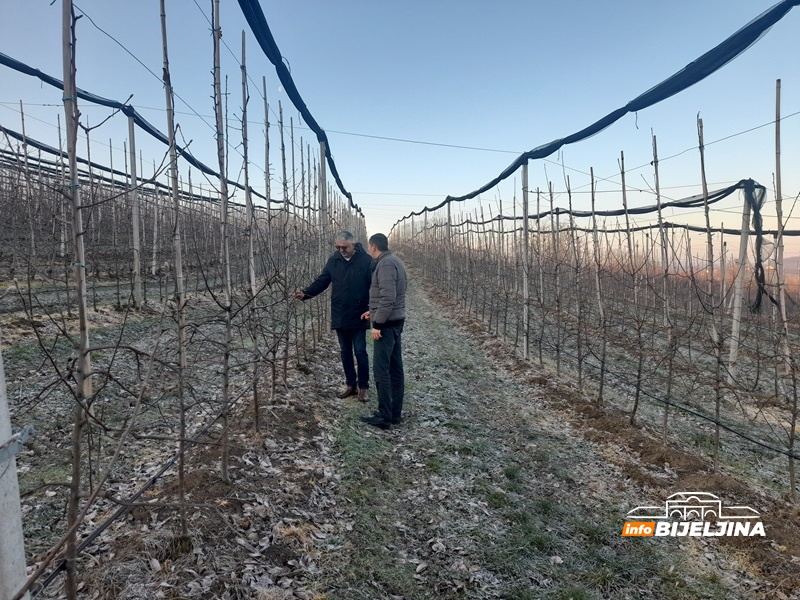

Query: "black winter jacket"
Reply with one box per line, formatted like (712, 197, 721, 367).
(302, 243, 372, 329)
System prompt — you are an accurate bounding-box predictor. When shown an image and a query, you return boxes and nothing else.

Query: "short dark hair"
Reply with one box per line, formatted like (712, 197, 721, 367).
(368, 233, 389, 252)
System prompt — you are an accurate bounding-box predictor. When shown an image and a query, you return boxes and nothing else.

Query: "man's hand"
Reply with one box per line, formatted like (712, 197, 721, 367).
(292, 289, 306, 300)
(361, 311, 370, 320)
(371, 328, 382, 341)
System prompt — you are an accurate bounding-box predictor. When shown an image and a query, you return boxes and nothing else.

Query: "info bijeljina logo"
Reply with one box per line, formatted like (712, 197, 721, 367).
(622, 492, 765, 537)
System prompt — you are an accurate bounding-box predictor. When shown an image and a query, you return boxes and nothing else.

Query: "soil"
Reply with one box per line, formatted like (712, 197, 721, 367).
(7, 268, 800, 599)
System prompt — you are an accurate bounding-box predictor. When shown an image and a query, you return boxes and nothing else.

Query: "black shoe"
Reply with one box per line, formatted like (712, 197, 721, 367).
(390, 416, 402, 425)
(360, 414, 390, 430)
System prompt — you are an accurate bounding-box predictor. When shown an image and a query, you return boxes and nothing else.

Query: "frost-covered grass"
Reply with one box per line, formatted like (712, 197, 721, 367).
(317, 279, 756, 599)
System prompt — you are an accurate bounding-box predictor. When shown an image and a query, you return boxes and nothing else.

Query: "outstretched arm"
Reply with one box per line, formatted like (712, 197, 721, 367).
(298, 263, 332, 300)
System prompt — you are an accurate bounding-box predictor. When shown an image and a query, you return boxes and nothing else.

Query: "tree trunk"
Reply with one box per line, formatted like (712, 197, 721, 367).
(62, 2, 93, 596)
(160, 0, 189, 535)
(212, 0, 232, 484)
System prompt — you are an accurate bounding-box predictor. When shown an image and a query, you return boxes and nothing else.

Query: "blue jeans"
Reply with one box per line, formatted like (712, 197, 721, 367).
(336, 328, 369, 389)
(373, 324, 404, 422)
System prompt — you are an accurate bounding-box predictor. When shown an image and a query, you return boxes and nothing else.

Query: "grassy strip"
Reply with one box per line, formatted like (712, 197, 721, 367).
(326, 407, 427, 598)
(473, 446, 683, 600)
(312, 283, 756, 599)
(321, 399, 752, 600)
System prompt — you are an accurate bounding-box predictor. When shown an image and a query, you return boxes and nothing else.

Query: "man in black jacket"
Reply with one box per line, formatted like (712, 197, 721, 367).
(294, 231, 372, 401)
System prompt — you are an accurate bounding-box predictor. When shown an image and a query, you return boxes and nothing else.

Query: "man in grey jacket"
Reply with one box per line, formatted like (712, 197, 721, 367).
(360, 233, 407, 430)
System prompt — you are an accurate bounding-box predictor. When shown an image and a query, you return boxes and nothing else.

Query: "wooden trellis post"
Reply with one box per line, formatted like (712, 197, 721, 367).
(773, 78, 797, 502)
(319, 140, 328, 241)
(591, 168, 607, 405)
(262, 76, 272, 239)
(550, 182, 561, 375)
(18, 102, 35, 286)
(212, 0, 233, 485)
(653, 134, 670, 330)
(446, 201, 452, 294)
(127, 115, 142, 308)
(151, 167, 159, 277)
(698, 115, 724, 471)
(242, 32, 256, 301)
(241, 31, 262, 430)
(522, 160, 530, 360)
(567, 176, 584, 390)
(536, 187, 544, 365)
(727, 194, 751, 385)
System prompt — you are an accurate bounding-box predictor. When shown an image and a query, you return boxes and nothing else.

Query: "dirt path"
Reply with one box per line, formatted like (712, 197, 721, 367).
(312, 272, 797, 600)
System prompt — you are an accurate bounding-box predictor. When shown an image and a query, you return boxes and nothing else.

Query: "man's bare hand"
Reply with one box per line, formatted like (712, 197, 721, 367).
(292, 289, 306, 300)
(371, 328, 382, 341)
(361, 311, 370, 320)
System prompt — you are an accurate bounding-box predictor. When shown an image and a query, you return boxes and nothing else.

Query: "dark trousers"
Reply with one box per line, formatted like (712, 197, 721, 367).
(373, 324, 404, 422)
(336, 328, 369, 389)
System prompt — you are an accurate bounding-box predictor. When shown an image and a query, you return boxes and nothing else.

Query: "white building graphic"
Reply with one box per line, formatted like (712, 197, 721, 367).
(627, 492, 760, 521)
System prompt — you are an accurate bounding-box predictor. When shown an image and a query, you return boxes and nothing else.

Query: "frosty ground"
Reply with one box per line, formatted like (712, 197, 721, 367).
(10, 270, 800, 599)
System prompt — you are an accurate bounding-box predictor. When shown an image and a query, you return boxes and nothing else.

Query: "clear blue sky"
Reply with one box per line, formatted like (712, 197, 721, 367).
(1, 1, 798, 242)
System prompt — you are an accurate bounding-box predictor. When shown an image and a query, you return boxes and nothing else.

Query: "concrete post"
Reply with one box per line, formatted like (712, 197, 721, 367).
(0, 350, 30, 600)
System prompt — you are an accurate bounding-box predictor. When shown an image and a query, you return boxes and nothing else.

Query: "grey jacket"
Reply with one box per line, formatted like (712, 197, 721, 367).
(369, 251, 407, 329)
